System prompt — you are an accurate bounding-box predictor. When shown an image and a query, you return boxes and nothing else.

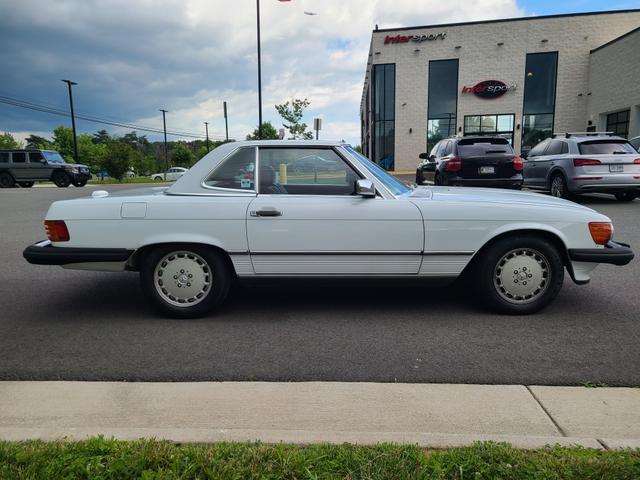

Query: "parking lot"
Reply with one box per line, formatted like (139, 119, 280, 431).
(0, 184, 638, 385)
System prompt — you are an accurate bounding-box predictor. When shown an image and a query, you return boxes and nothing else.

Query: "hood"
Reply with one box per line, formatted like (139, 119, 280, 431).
(412, 186, 596, 212)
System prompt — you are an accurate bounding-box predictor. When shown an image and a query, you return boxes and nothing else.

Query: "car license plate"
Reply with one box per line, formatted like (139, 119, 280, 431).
(479, 166, 495, 174)
(609, 164, 624, 173)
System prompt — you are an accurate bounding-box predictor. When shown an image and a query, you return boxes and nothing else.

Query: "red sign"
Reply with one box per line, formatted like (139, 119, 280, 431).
(461, 80, 516, 99)
(384, 32, 446, 44)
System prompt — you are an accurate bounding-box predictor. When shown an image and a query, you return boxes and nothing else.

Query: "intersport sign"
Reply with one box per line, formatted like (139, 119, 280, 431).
(461, 80, 517, 99)
(384, 32, 446, 44)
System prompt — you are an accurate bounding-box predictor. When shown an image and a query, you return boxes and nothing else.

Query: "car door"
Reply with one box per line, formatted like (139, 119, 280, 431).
(523, 138, 551, 187)
(27, 151, 51, 181)
(246, 146, 424, 275)
(10, 152, 29, 180)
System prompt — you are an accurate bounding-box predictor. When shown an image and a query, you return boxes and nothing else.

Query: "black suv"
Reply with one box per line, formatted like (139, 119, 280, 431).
(0, 149, 91, 188)
(416, 136, 523, 189)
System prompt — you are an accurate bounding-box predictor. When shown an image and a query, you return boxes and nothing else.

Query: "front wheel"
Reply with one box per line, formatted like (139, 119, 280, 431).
(73, 179, 87, 187)
(52, 171, 71, 188)
(550, 173, 571, 199)
(140, 245, 232, 318)
(19, 181, 34, 188)
(474, 236, 564, 315)
(614, 192, 637, 202)
(415, 169, 423, 185)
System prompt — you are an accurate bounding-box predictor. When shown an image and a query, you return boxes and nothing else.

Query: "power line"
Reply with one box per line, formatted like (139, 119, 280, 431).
(0, 94, 233, 140)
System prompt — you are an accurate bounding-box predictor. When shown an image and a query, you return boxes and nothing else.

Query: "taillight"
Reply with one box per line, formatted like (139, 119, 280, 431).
(634, 159, 640, 164)
(588, 222, 613, 245)
(445, 157, 462, 172)
(573, 158, 601, 167)
(44, 220, 70, 242)
(512, 156, 523, 170)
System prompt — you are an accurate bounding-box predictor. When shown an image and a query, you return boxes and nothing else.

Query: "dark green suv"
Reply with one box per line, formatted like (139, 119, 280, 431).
(0, 149, 91, 188)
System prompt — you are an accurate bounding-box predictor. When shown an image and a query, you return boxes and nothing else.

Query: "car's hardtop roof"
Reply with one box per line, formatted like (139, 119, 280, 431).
(552, 135, 629, 143)
(227, 140, 349, 148)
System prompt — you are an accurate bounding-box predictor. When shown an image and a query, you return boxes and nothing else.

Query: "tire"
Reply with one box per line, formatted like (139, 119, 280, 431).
(52, 171, 71, 188)
(473, 235, 564, 315)
(614, 192, 637, 202)
(73, 179, 87, 187)
(549, 173, 571, 199)
(415, 169, 423, 185)
(140, 245, 232, 318)
(19, 181, 34, 188)
(153, 176, 163, 182)
(434, 172, 442, 186)
(0, 172, 15, 188)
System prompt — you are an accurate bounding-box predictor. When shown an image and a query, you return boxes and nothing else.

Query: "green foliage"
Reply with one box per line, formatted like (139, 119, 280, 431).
(92, 129, 111, 145)
(246, 121, 280, 140)
(353, 145, 363, 153)
(275, 98, 313, 140)
(171, 142, 196, 167)
(25, 134, 53, 150)
(52, 125, 75, 161)
(0, 132, 22, 149)
(102, 141, 133, 180)
(0, 439, 638, 480)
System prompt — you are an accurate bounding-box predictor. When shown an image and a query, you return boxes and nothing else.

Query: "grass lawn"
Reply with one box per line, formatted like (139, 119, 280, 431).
(1, 437, 638, 479)
(89, 177, 166, 185)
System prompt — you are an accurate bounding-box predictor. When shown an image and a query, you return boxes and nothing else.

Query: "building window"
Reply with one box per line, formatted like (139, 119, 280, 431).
(521, 52, 558, 154)
(372, 63, 395, 171)
(427, 59, 458, 155)
(606, 110, 630, 138)
(463, 114, 515, 144)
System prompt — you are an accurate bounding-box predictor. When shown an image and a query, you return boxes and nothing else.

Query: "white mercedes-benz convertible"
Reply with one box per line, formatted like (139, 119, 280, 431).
(24, 140, 633, 317)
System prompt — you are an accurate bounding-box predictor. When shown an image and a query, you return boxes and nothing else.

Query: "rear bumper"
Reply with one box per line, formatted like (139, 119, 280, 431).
(447, 176, 523, 188)
(568, 240, 634, 266)
(23, 240, 133, 265)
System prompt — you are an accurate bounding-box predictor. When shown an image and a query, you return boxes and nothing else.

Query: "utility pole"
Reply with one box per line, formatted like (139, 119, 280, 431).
(160, 109, 169, 181)
(256, 0, 263, 139)
(223, 101, 229, 142)
(204, 122, 210, 152)
(61, 80, 79, 164)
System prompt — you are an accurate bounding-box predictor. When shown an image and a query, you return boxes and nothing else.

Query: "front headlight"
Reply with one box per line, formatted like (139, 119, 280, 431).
(70, 167, 79, 174)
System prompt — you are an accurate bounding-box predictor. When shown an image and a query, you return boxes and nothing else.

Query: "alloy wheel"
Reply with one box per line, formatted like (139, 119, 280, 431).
(153, 251, 212, 307)
(493, 248, 550, 304)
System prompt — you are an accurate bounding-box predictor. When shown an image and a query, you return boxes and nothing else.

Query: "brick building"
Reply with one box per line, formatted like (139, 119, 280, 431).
(360, 10, 640, 172)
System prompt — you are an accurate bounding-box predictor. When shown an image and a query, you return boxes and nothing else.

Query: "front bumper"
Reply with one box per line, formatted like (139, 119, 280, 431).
(23, 240, 133, 265)
(568, 240, 634, 266)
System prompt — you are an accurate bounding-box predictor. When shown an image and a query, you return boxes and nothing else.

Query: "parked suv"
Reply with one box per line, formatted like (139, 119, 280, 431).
(0, 149, 91, 188)
(416, 136, 523, 189)
(523, 134, 640, 201)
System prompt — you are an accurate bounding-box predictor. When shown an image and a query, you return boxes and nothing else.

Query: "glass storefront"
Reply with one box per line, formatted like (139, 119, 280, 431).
(463, 114, 515, 144)
(427, 59, 458, 154)
(372, 63, 395, 170)
(521, 52, 558, 153)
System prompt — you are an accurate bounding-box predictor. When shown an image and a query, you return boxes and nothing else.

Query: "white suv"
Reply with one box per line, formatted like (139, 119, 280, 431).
(151, 167, 188, 182)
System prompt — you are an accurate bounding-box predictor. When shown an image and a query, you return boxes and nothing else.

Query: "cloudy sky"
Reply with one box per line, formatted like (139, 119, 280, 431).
(0, 0, 635, 145)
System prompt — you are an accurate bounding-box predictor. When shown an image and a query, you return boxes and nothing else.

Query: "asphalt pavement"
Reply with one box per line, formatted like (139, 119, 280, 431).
(1, 184, 639, 385)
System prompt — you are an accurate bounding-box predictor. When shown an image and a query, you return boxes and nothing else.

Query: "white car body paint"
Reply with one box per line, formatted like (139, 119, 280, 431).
(42, 140, 612, 282)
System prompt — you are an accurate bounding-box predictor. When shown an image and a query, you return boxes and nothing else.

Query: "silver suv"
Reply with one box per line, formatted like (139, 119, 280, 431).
(523, 134, 640, 202)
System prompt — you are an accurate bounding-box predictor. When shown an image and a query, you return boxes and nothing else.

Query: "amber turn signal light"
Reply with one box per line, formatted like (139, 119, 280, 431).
(588, 222, 613, 245)
(44, 220, 70, 242)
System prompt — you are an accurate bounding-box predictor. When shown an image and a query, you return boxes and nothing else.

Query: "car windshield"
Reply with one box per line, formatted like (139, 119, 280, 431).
(343, 146, 410, 196)
(42, 151, 66, 163)
(578, 141, 636, 155)
(457, 140, 514, 157)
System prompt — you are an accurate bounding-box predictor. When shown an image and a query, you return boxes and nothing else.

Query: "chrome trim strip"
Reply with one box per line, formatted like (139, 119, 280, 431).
(247, 251, 473, 255)
(422, 251, 474, 256)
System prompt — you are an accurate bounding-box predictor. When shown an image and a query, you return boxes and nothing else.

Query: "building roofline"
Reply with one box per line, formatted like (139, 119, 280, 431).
(372, 9, 640, 33)
(590, 25, 640, 53)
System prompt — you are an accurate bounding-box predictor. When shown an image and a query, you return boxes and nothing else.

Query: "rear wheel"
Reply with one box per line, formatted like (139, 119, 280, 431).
(550, 173, 571, 199)
(140, 245, 232, 318)
(19, 181, 34, 188)
(614, 192, 637, 202)
(52, 171, 71, 188)
(474, 236, 564, 315)
(73, 179, 87, 187)
(434, 172, 443, 186)
(0, 172, 15, 188)
(415, 169, 424, 185)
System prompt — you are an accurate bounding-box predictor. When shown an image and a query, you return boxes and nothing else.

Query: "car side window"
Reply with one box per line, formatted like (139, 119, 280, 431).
(203, 147, 256, 191)
(528, 139, 550, 157)
(0, 152, 8, 163)
(29, 151, 44, 163)
(258, 148, 360, 196)
(12, 152, 26, 163)
(545, 140, 566, 156)
(429, 142, 440, 158)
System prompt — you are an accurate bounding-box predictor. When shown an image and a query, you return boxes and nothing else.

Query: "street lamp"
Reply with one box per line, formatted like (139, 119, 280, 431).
(61, 80, 79, 164)
(256, 0, 263, 139)
(160, 109, 169, 181)
(204, 121, 210, 152)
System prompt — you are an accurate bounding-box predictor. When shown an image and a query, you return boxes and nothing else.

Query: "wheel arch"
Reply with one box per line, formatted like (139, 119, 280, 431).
(546, 166, 568, 189)
(462, 225, 578, 282)
(128, 241, 237, 277)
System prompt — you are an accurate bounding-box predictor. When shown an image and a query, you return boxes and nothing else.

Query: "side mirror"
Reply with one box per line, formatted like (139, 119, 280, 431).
(520, 151, 529, 159)
(428, 155, 436, 162)
(41, 159, 47, 164)
(355, 179, 376, 198)
(418, 152, 429, 160)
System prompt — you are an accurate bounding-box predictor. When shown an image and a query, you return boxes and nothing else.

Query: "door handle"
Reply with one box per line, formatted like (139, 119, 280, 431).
(250, 208, 282, 217)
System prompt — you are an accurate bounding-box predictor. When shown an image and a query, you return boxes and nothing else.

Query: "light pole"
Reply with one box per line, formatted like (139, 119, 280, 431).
(256, 0, 263, 139)
(61, 80, 79, 164)
(223, 101, 229, 142)
(160, 109, 169, 181)
(204, 122, 210, 152)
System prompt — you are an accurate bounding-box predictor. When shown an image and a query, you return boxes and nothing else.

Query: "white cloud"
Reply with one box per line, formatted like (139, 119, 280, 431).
(1, 0, 524, 146)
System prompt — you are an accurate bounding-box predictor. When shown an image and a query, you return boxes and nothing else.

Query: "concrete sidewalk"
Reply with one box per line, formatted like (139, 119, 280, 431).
(1, 382, 639, 449)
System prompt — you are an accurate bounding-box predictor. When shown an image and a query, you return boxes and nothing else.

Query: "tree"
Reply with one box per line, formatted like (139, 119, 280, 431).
(92, 129, 111, 145)
(25, 134, 52, 150)
(0, 132, 22, 149)
(171, 142, 195, 167)
(275, 98, 313, 140)
(102, 141, 132, 180)
(246, 121, 280, 140)
(52, 125, 75, 161)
